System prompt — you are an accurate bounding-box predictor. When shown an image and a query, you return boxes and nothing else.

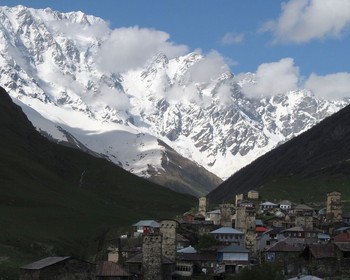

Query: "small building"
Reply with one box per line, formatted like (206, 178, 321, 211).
(293, 204, 314, 216)
(209, 227, 244, 246)
(132, 220, 160, 237)
(217, 245, 250, 274)
(279, 200, 292, 212)
(257, 228, 280, 251)
(307, 244, 336, 277)
(19, 256, 95, 280)
(260, 201, 278, 212)
(96, 261, 130, 279)
(262, 240, 305, 275)
(176, 233, 190, 250)
(247, 190, 259, 200)
(205, 209, 221, 225)
(278, 226, 318, 244)
(176, 250, 217, 276)
(126, 253, 174, 279)
(237, 200, 254, 208)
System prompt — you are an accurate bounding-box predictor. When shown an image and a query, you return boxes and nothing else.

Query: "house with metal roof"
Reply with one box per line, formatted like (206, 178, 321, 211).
(217, 245, 250, 274)
(132, 220, 160, 237)
(19, 256, 95, 280)
(205, 209, 221, 225)
(209, 227, 244, 246)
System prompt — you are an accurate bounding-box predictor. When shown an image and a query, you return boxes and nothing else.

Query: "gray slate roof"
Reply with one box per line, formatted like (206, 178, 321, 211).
(177, 245, 197, 254)
(210, 227, 243, 234)
(21, 257, 71, 270)
(133, 220, 160, 227)
(218, 245, 250, 253)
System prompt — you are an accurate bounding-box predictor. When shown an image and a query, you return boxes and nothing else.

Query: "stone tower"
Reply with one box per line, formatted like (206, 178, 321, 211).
(295, 215, 313, 230)
(245, 207, 257, 252)
(235, 206, 256, 252)
(235, 206, 246, 230)
(235, 194, 244, 206)
(220, 203, 234, 227)
(327, 192, 342, 221)
(142, 233, 162, 280)
(198, 196, 208, 216)
(160, 219, 178, 262)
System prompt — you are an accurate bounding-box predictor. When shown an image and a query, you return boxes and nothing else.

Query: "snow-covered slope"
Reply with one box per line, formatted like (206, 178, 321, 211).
(0, 6, 348, 195)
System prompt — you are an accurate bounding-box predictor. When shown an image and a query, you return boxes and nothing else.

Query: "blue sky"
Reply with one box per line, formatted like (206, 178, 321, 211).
(1, 0, 350, 98)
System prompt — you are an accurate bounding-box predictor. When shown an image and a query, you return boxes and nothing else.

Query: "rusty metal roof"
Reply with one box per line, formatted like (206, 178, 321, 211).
(96, 261, 130, 277)
(309, 244, 335, 259)
(20, 257, 71, 270)
(334, 232, 350, 242)
(335, 242, 350, 252)
(266, 241, 304, 252)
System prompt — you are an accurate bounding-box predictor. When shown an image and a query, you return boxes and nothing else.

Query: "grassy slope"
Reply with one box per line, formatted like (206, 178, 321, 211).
(0, 87, 196, 277)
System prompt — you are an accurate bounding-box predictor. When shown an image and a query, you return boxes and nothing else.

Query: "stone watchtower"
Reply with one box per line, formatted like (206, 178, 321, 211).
(327, 192, 342, 221)
(160, 219, 178, 262)
(220, 203, 234, 227)
(245, 207, 257, 252)
(236, 206, 257, 252)
(142, 233, 162, 280)
(235, 194, 244, 207)
(198, 196, 208, 216)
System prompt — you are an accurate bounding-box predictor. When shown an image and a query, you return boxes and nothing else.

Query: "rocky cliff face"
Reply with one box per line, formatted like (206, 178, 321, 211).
(0, 5, 348, 195)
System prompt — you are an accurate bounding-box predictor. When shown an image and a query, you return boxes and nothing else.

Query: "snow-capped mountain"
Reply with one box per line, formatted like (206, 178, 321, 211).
(0, 6, 348, 195)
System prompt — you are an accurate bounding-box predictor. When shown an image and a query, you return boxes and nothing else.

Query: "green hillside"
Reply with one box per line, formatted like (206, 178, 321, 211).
(0, 87, 196, 278)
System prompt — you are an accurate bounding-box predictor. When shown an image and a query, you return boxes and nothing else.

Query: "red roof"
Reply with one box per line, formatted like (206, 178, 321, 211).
(96, 261, 130, 277)
(256, 226, 268, 232)
(334, 232, 350, 242)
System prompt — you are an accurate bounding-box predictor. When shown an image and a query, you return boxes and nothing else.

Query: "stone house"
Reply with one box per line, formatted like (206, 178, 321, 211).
(292, 204, 314, 216)
(126, 252, 174, 279)
(19, 256, 95, 280)
(247, 190, 259, 200)
(306, 244, 337, 277)
(261, 240, 305, 276)
(175, 250, 217, 276)
(205, 209, 221, 225)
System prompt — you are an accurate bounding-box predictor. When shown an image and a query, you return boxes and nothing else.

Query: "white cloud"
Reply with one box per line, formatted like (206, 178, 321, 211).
(263, 0, 350, 43)
(98, 85, 131, 110)
(241, 58, 299, 98)
(185, 51, 230, 83)
(304, 72, 350, 99)
(96, 26, 188, 73)
(221, 32, 244, 45)
(166, 84, 204, 105)
(215, 83, 233, 107)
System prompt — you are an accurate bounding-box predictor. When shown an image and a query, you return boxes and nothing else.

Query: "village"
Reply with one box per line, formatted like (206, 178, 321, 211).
(19, 191, 350, 280)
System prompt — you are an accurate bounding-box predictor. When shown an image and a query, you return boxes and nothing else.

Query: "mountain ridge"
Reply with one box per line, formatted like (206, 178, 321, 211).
(0, 5, 348, 195)
(207, 103, 350, 203)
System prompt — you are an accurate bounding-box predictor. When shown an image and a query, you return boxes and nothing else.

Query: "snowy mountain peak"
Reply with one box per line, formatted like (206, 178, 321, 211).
(0, 5, 348, 195)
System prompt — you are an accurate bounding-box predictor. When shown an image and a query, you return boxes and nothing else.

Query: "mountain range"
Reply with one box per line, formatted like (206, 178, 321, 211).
(0, 5, 349, 196)
(208, 103, 350, 204)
